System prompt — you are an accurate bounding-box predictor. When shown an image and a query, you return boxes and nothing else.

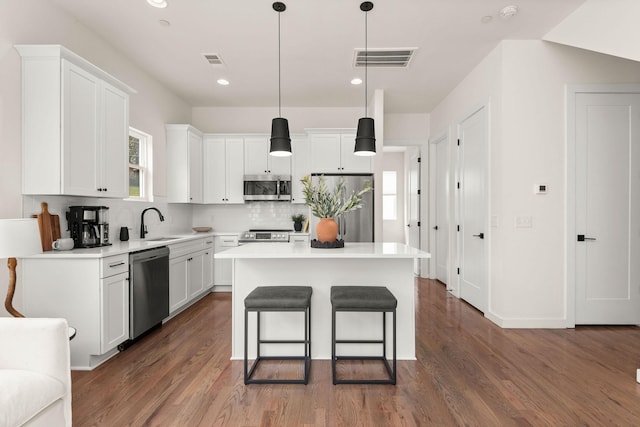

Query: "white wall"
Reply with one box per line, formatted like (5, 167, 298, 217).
(0, 0, 192, 316)
(430, 40, 640, 327)
(495, 41, 640, 325)
(385, 113, 429, 142)
(192, 106, 362, 133)
(544, 0, 640, 63)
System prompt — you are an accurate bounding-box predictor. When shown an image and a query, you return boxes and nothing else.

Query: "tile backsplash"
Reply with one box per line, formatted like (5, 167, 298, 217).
(23, 196, 310, 238)
(192, 202, 310, 232)
(22, 195, 192, 240)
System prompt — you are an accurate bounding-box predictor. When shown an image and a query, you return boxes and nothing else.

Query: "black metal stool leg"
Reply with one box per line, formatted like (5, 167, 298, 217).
(332, 307, 337, 385)
(244, 308, 249, 384)
(392, 309, 397, 384)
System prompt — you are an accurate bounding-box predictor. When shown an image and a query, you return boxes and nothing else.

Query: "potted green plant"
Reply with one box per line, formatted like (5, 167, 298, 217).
(291, 213, 306, 232)
(300, 175, 372, 243)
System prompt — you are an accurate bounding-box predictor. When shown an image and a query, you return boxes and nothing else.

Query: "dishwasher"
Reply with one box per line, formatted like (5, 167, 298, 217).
(127, 246, 170, 344)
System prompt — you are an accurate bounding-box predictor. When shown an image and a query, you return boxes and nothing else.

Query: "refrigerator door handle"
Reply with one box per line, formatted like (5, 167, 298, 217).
(343, 215, 347, 238)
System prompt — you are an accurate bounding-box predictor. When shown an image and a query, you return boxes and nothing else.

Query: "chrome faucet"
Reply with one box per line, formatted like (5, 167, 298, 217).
(140, 207, 165, 239)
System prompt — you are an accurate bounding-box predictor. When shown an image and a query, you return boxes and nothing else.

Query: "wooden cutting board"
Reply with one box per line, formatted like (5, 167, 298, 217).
(32, 202, 61, 251)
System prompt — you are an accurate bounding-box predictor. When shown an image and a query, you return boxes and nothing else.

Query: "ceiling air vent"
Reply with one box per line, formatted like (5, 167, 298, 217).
(354, 48, 416, 68)
(203, 54, 224, 66)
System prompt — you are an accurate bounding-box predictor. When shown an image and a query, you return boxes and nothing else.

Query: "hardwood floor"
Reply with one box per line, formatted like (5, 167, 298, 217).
(72, 279, 640, 426)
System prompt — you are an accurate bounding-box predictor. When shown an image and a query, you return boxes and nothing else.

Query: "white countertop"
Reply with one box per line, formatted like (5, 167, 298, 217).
(25, 231, 239, 259)
(215, 242, 430, 259)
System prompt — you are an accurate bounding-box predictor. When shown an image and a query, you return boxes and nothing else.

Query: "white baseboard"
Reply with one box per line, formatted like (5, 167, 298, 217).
(485, 311, 568, 329)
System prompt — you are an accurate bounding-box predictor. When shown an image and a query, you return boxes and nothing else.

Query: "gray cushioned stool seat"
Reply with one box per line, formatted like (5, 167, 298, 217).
(331, 286, 397, 310)
(245, 286, 313, 310)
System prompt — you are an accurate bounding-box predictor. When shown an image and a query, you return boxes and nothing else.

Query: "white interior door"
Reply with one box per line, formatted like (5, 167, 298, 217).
(407, 150, 421, 275)
(434, 137, 449, 286)
(457, 106, 488, 313)
(575, 92, 640, 324)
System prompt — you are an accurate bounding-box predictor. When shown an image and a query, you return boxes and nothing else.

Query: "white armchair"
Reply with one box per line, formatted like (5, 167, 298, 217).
(0, 318, 72, 427)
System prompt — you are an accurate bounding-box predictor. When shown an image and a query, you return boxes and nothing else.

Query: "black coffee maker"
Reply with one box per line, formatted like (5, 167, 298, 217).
(67, 206, 110, 248)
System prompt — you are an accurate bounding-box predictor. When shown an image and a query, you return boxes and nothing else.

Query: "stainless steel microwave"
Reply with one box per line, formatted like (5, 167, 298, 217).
(243, 175, 292, 201)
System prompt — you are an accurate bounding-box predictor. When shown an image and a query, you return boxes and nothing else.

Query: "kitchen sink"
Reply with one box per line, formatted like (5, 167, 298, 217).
(147, 237, 181, 242)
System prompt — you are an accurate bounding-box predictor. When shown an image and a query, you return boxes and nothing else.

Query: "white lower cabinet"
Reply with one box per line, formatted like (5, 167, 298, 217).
(214, 234, 239, 290)
(289, 233, 310, 245)
(169, 255, 189, 312)
(22, 253, 130, 370)
(169, 237, 214, 314)
(100, 270, 129, 353)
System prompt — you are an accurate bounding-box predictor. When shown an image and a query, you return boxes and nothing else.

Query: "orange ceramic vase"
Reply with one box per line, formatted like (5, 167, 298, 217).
(316, 217, 338, 243)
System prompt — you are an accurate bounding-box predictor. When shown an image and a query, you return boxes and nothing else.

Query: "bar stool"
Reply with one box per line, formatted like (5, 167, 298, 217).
(331, 286, 397, 385)
(244, 286, 312, 384)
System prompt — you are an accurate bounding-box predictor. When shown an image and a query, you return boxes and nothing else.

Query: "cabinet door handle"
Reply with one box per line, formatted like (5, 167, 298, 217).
(109, 262, 126, 268)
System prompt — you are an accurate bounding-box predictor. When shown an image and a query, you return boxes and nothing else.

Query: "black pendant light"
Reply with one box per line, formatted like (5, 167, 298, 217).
(354, 1, 376, 157)
(269, 2, 292, 157)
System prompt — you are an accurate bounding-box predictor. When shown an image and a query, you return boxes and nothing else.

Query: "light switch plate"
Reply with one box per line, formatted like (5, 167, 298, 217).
(515, 216, 533, 228)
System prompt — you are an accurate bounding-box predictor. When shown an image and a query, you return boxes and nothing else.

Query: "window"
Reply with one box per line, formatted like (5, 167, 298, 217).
(382, 171, 397, 220)
(128, 128, 153, 201)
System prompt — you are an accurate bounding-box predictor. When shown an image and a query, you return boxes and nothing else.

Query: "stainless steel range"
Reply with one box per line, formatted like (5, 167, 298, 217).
(239, 229, 291, 243)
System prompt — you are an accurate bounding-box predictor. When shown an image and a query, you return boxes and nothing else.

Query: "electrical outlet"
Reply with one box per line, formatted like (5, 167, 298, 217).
(535, 184, 548, 194)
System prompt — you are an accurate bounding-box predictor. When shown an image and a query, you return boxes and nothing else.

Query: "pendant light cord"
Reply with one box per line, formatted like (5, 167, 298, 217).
(364, 8, 368, 118)
(278, 10, 282, 118)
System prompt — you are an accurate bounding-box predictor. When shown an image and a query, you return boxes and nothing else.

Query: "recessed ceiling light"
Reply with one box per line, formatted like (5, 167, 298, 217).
(499, 5, 518, 19)
(147, 0, 168, 9)
(217, 79, 230, 86)
(158, 19, 170, 27)
(351, 78, 363, 85)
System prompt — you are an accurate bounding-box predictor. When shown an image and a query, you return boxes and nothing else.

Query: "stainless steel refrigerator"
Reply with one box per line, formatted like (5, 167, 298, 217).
(309, 173, 374, 242)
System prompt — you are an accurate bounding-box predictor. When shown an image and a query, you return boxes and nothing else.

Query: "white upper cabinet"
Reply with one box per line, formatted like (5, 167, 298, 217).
(166, 125, 203, 203)
(309, 131, 373, 174)
(339, 133, 373, 173)
(244, 135, 291, 175)
(203, 136, 245, 204)
(291, 136, 311, 204)
(17, 45, 133, 198)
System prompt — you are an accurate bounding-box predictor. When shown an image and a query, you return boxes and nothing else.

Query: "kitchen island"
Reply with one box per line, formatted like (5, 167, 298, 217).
(215, 242, 430, 360)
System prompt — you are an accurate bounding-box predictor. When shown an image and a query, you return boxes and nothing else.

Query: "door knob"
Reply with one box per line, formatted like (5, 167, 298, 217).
(433, 225, 439, 230)
(472, 232, 485, 239)
(577, 234, 596, 241)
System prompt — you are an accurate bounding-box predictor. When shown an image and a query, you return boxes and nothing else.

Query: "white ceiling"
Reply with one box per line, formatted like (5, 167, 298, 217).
(51, 0, 585, 114)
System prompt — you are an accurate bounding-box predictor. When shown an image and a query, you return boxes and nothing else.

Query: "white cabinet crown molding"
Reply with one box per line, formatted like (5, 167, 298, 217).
(15, 44, 136, 94)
